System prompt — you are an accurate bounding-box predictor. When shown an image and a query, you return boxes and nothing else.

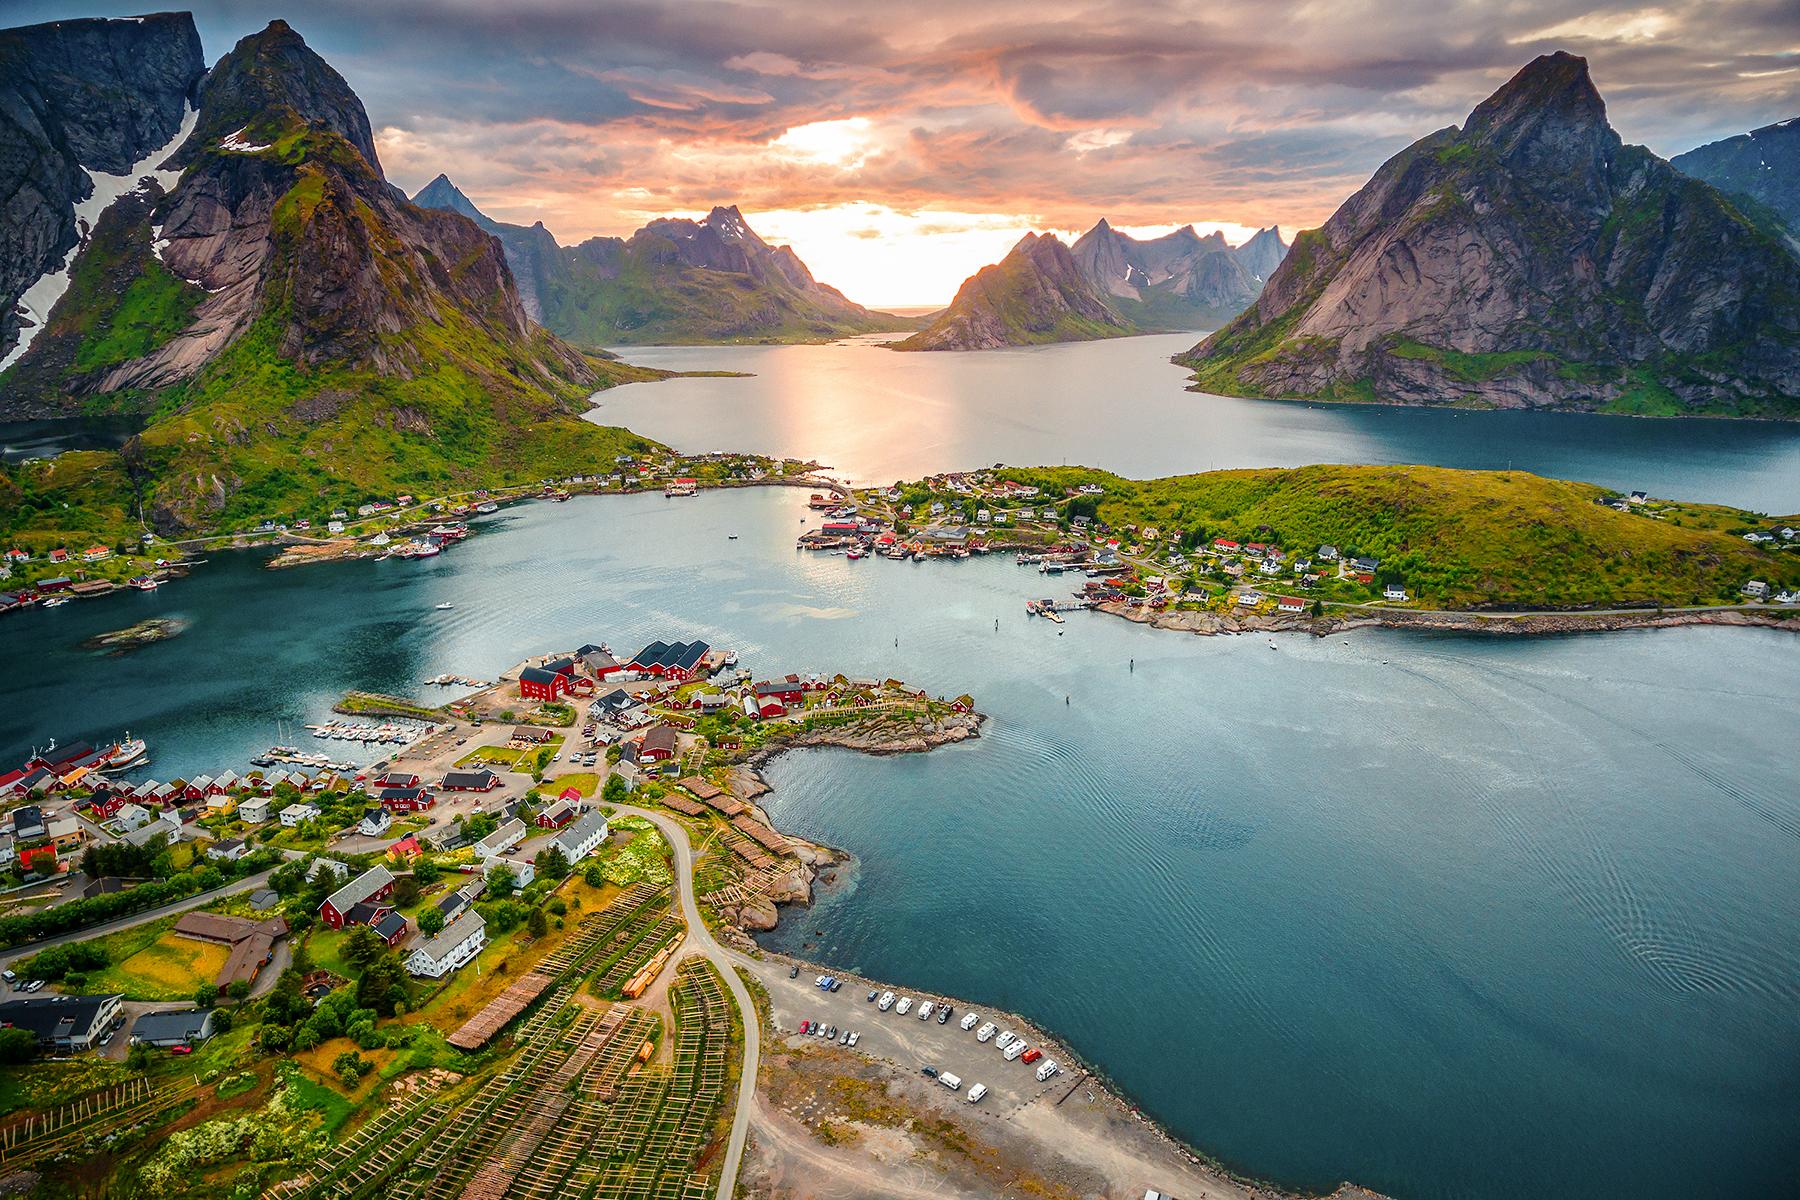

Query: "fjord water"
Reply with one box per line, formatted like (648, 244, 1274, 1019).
(5, 486, 1796, 1200)
(605, 334, 1800, 510)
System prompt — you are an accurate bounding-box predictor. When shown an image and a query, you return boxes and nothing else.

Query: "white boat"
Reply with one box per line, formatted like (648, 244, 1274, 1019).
(435, 603, 454, 610)
(42, 596, 69, 608)
(103, 735, 148, 771)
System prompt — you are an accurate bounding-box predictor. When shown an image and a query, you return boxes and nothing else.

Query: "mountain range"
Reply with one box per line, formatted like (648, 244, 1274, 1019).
(1671, 117, 1800, 243)
(1181, 53, 1800, 417)
(897, 221, 1287, 351)
(0, 15, 662, 535)
(412, 176, 909, 345)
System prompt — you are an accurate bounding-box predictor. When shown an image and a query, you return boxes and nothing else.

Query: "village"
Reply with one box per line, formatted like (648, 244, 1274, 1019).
(0, 448, 821, 613)
(787, 469, 1800, 624)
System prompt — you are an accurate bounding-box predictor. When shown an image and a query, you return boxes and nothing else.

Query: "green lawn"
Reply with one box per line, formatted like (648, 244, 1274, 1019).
(455, 745, 526, 768)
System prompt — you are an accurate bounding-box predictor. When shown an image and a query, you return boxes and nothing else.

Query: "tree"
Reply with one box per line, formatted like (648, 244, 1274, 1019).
(535, 846, 570, 882)
(1311, 598, 1324, 618)
(333, 1050, 370, 1086)
(355, 953, 408, 1017)
(226, 979, 252, 1002)
(583, 864, 606, 888)
(418, 907, 445, 936)
(212, 1007, 235, 1033)
(526, 907, 548, 938)
(412, 859, 442, 886)
(0, 1027, 36, 1064)
(488, 865, 517, 899)
(341, 925, 385, 972)
(602, 774, 628, 804)
(193, 983, 219, 1008)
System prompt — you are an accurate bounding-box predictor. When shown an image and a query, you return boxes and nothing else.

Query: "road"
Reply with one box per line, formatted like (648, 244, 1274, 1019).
(0, 860, 291, 975)
(612, 803, 761, 1200)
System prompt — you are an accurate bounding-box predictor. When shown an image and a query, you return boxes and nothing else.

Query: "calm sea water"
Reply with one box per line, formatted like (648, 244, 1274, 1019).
(3, 486, 1795, 1200)
(603, 334, 1800, 511)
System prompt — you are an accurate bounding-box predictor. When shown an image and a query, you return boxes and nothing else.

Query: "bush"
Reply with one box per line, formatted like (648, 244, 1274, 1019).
(0, 1027, 37, 1064)
(527, 908, 548, 938)
(333, 1050, 370, 1086)
(418, 907, 445, 936)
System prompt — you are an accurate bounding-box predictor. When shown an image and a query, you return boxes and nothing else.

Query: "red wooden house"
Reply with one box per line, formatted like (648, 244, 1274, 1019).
(320, 865, 396, 930)
(639, 726, 678, 762)
(377, 786, 436, 813)
(519, 666, 570, 701)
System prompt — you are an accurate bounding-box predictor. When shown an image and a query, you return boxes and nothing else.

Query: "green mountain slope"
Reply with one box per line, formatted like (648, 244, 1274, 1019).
(1180, 54, 1800, 417)
(0, 19, 669, 539)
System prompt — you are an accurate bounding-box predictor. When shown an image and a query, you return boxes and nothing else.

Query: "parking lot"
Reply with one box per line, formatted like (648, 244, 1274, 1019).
(746, 956, 1073, 1116)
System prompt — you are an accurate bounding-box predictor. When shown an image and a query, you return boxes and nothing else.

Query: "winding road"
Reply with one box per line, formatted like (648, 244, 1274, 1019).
(613, 803, 761, 1200)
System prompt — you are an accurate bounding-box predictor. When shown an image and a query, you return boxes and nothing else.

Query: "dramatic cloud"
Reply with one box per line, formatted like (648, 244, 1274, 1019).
(8, 0, 1799, 304)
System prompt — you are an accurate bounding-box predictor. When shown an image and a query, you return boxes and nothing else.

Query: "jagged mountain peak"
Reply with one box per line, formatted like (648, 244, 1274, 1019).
(179, 17, 381, 174)
(1182, 54, 1800, 417)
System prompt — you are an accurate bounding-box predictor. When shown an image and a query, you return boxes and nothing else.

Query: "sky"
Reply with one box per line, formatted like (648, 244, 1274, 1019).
(7, 0, 1798, 306)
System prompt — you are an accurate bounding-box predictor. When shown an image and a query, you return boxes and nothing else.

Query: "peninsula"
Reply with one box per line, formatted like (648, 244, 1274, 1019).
(812, 464, 1800, 632)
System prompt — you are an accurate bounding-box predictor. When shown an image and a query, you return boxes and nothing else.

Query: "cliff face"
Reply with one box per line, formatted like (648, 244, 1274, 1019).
(895, 232, 1132, 351)
(1181, 53, 1800, 418)
(1672, 118, 1800, 240)
(0, 14, 206, 366)
(412, 184, 909, 344)
(0, 17, 659, 534)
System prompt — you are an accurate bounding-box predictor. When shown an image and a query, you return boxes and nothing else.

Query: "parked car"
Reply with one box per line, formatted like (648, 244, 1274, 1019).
(170, 1045, 193, 1055)
(921, 1065, 938, 1078)
(800, 1020, 812, 1034)
(838, 1030, 851, 1046)
(937, 1005, 953, 1025)
(1021, 1048, 1042, 1064)
(866, 989, 878, 1003)
(789, 965, 799, 978)
(847, 1032, 860, 1047)
(828, 979, 842, 992)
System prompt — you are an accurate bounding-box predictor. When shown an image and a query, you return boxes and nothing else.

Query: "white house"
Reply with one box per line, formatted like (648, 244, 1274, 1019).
(482, 852, 535, 889)
(406, 912, 487, 978)
(114, 803, 151, 832)
(358, 807, 392, 837)
(550, 812, 609, 864)
(1383, 583, 1409, 602)
(205, 837, 247, 862)
(280, 802, 320, 827)
(237, 796, 272, 824)
(474, 818, 527, 860)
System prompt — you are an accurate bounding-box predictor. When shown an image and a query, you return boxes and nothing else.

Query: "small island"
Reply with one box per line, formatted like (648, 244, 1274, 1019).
(80, 616, 187, 652)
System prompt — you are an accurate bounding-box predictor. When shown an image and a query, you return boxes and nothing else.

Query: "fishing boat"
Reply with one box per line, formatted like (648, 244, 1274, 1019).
(100, 734, 148, 771)
(435, 602, 454, 610)
(128, 575, 160, 591)
(42, 596, 69, 607)
(846, 546, 865, 560)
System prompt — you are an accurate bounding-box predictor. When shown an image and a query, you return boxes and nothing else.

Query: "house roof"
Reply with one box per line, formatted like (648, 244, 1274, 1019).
(476, 818, 526, 853)
(630, 639, 709, 672)
(411, 911, 485, 961)
(0, 993, 120, 1040)
(378, 786, 428, 803)
(641, 726, 678, 755)
(519, 666, 560, 685)
(373, 911, 408, 941)
(324, 865, 394, 915)
(130, 1008, 214, 1042)
(552, 812, 608, 857)
(442, 769, 500, 789)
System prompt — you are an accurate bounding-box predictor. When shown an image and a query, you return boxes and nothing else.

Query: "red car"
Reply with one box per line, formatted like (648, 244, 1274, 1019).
(1021, 1049, 1042, 1064)
(170, 1045, 194, 1055)
(799, 1021, 811, 1035)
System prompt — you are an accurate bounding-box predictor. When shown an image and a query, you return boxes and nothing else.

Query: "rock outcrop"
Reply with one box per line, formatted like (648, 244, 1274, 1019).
(1672, 117, 1800, 242)
(0, 14, 205, 367)
(412, 181, 909, 344)
(1180, 52, 1800, 418)
(1069, 219, 1271, 329)
(895, 232, 1133, 350)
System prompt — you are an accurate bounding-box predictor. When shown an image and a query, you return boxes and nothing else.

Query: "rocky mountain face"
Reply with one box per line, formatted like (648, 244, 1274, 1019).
(0, 14, 206, 368)
(903, 220, 1286, 351)
(1672, 117, 1800, 240)
(1234, 226, 1289, 282)
(1182, 53, 1800, 418)
(895, 232, 1132, 351)
(0, 18, 658, 533)
(412, 183, 908, 344)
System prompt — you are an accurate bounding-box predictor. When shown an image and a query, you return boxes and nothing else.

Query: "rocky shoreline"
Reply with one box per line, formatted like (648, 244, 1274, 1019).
(704, 711, 984, 933)
(1098, 599, 1800, 638)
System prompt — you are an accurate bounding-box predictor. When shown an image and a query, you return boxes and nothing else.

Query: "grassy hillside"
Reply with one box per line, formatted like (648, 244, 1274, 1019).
(925, 464, 1800, 608)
